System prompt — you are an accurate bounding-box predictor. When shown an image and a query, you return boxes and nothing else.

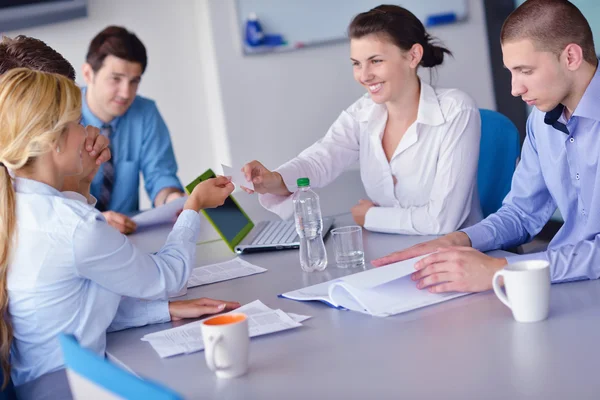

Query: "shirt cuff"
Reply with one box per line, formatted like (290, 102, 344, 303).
(174, 209, 201, 240)
(147, 300, 171, 324)
(149, 176, 184, 204)
(276, 164, 302, 193)
(461, 223, 496, 252)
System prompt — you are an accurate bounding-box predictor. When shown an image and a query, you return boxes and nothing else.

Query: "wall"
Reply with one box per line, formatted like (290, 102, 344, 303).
(4, 0, 221, 209)
(208, 0, 495, 171)
(3, 0, 496, 207)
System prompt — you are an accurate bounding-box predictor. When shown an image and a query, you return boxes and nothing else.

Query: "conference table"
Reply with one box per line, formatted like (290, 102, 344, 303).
(106, 171, 600, 400)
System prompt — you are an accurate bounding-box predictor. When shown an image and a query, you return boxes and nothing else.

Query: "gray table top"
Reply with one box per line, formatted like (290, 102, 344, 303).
(107, 171, 600, 400)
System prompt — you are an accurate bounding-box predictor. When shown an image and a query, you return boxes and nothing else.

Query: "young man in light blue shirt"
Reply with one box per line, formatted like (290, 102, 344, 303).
(81, 26, 185, 234)
(373, 0, 600, 292)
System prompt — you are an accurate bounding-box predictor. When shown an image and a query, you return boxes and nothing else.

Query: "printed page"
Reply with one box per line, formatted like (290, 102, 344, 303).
(339, 254, 428, 290)
(279, 280, 338, 307)
(141, 300, 306, 358)
(187, 258, 267, 288)
(132, 196, 187, 228)
(331, 275, 469, 317)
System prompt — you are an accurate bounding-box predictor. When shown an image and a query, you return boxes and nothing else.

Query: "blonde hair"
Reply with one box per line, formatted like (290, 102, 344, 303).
(0, 68, 81, 388)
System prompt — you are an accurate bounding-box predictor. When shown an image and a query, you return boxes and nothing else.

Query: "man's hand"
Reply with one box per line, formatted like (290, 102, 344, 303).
(102, 211, 137, 234)
(371, 231, 472, 267)
(410, 246, 507, 293)
(351, 199, 375, 227)
(168, 297, 241, 321)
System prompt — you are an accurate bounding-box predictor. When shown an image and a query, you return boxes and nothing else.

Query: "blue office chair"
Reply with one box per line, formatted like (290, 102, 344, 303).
(59, 334, 182, 400)
(478, 109, 521, 218)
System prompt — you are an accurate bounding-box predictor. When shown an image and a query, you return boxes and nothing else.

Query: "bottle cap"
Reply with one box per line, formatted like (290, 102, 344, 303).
(297, 177, 310, 187)
(248, 12, 258, 20)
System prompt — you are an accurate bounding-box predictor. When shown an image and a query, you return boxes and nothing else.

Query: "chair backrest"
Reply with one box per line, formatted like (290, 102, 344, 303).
(478, 109, 521, 218)
(59, 334, 182, 400)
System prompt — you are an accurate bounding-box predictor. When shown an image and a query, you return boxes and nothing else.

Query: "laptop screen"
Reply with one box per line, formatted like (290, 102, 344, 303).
(186, 169, 254, 252)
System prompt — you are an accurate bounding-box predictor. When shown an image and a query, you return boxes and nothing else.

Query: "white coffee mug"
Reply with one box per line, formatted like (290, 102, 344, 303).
(492, 260, 551, 323)
(200, 313, 250, 378)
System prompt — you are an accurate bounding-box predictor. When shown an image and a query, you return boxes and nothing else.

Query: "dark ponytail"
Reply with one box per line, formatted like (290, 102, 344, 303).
(348, 4, 452, 68)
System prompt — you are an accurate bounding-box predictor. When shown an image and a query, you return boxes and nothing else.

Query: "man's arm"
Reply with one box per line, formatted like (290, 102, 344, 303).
(461, 114, 556, 252)
(140, 101, 184, 207)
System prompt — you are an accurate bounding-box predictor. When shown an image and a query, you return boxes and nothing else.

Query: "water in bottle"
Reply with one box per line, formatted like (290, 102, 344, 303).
(293, 178, 328, 272)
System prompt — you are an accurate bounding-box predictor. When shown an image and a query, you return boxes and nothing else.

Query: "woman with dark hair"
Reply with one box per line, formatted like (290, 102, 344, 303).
(242, 5, 482, 235)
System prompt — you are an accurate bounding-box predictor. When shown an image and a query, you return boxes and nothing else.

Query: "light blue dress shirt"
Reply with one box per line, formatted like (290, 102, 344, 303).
(81, 87, 184, 213)
(462, 66, 600, 283)
(7, 178, 200, 386)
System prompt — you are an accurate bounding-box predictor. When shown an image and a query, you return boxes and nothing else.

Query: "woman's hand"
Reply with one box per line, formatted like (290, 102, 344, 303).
(241, 160, 291, 196)
(168, 297, 241, 321)
(184, 176, 234, 212)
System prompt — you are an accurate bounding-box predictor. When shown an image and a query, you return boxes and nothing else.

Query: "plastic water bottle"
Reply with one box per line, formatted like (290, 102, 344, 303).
(293, 178, 328, 272)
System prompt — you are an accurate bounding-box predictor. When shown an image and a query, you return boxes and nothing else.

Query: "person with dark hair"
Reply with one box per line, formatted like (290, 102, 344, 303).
(0, 34, 112, 201)
(242, 4, 482, 235)
(374, 0, 600, 293)
(81, 26, 185, 234)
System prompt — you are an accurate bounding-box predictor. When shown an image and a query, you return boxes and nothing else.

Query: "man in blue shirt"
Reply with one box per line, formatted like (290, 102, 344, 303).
(373, 0, 600, 292)
(81, 26, 185, 234)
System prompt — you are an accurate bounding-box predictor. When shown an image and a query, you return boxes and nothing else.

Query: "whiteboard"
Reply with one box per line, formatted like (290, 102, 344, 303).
(235, 0, 469, 54)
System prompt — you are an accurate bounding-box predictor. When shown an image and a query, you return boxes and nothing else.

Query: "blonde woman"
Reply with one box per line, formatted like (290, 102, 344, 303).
(0, 68, 239, 393)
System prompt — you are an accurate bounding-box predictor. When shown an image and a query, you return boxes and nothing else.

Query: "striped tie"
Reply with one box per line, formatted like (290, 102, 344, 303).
(96, 124, 114, 212)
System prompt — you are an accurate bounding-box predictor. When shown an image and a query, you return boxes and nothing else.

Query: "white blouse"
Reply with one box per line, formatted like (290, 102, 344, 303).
(259, 81, 482, 235)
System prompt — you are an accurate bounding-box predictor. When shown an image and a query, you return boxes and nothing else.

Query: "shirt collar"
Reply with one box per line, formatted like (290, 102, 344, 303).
(571, 64, 600, 121)
(81, 87, 120, 131)
(14, 177, 90, 205)
(354, 80, 445, 127)
(544, 63, 600, 127)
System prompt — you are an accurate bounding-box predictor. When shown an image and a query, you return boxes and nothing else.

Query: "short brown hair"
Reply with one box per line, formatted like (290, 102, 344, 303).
(501, 0, 597, 65)
(0, 35, 75, 80)
(86, 26, 147, 73)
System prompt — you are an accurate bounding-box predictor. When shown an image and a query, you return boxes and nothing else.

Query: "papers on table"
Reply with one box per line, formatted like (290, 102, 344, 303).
(187, 258, 267, 288)
(281, 255, 469, 317)
(141, 300, 309, 358)
(222, 164, 254, 190)
(132, 196, 187, 228)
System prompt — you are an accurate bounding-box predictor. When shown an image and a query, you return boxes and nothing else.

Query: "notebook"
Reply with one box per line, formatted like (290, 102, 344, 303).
(280, 255, 469, 317)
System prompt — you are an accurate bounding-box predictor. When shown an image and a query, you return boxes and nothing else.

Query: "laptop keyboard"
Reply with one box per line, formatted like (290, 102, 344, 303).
(251, 220, 298, 245)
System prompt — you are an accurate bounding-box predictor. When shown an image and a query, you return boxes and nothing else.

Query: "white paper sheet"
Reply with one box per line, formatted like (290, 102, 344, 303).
(141, 300, 308, 358)
(222, 164, 254, 190)
(132, 196, 187, 228)
(187, 258, 267, 288)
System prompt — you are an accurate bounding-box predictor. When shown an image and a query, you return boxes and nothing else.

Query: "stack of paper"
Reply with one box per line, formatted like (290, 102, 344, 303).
(281, 255, 470, 317)
(141, 300, 309, 358)
(187, 258, 267, 288)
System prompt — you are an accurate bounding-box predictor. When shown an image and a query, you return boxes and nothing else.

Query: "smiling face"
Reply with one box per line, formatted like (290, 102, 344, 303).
(350, 34, 420, 104)
(502, 39, 572, 112)
(83, 55, 142, 123)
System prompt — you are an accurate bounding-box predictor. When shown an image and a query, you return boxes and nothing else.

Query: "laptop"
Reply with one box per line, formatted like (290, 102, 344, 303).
(186, 169, 334, 254)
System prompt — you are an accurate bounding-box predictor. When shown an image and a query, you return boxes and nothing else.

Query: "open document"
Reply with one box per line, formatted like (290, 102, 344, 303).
(280, 255, 469, 317)
(141, 300, 310, 358)
(187, 258, 267, 288)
